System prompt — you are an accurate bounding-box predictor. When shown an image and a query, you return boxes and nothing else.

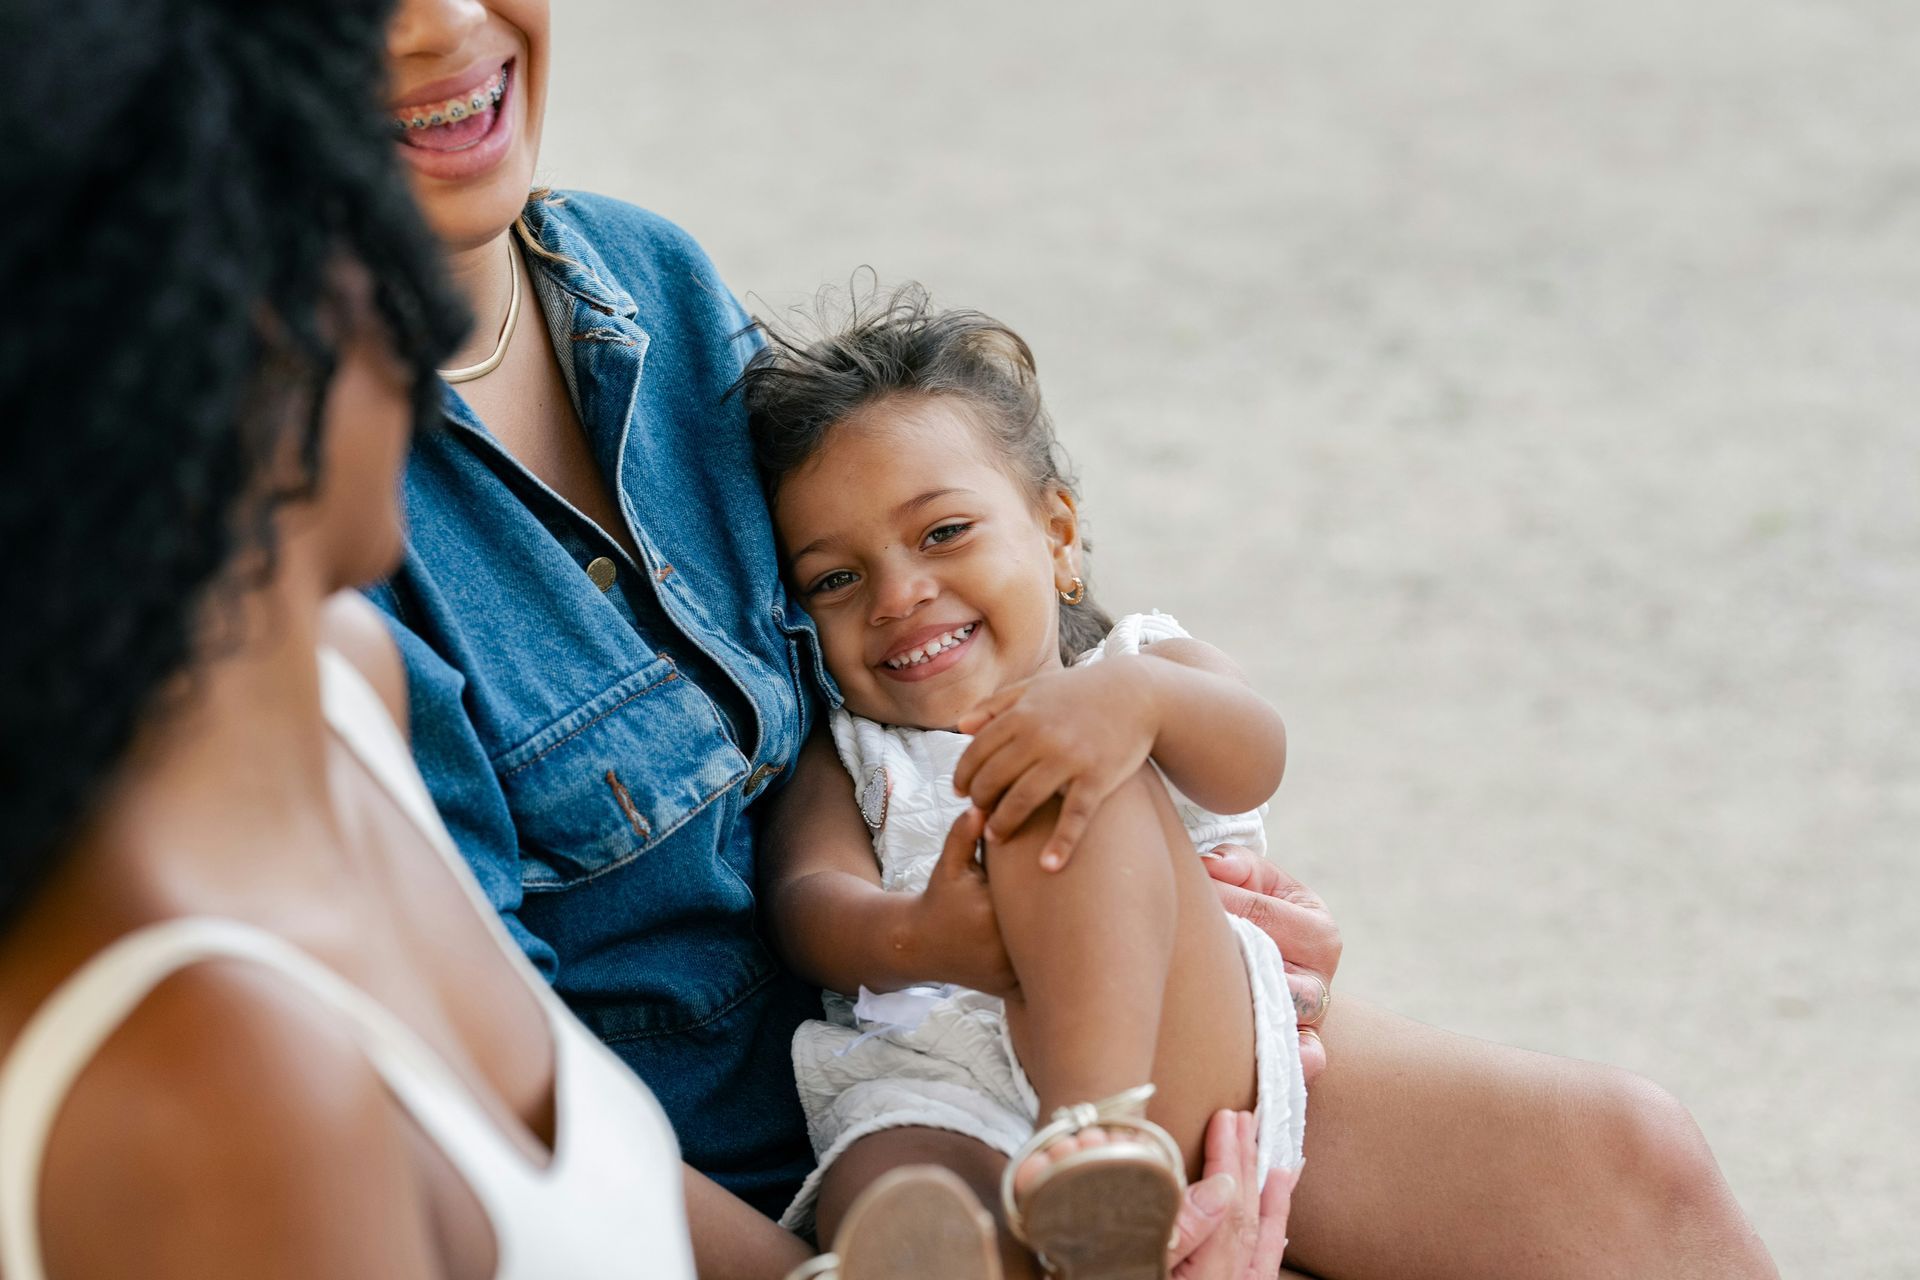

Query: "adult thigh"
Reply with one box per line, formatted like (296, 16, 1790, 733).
(1282, 999, 1775, 1280)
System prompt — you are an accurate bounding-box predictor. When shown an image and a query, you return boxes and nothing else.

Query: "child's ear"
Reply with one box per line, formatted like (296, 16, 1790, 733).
(1043, 486, 1080, 585)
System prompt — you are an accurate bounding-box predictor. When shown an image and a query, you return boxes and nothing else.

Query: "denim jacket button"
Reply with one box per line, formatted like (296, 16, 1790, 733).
(745, 762, 781, 794)
(585, 556, 617, 591)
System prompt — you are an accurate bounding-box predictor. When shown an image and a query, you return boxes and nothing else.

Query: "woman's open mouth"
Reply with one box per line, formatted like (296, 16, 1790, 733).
(389, 59, 515, 181)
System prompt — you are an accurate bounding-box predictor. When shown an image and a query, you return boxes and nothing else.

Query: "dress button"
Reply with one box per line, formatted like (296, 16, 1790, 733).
(745, 762, 781, 794)
(586, 556, 617, 591)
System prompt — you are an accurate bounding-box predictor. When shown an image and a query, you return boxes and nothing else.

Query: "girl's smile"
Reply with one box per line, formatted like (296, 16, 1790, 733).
(879, 619, 980, 681)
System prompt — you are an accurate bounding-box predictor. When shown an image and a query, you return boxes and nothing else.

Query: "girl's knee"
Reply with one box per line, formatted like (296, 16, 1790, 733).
(1078, 765, 1176, 842)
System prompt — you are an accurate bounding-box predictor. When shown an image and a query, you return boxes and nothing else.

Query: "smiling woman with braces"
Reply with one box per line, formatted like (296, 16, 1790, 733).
(393, 65, 507, 132)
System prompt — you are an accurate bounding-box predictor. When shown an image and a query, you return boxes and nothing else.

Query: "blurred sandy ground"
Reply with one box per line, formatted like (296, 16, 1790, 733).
(541, 3, 1917, 1272)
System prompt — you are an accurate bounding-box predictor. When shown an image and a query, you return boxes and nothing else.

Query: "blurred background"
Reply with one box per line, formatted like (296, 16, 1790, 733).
(543, 3, 1917, 1273)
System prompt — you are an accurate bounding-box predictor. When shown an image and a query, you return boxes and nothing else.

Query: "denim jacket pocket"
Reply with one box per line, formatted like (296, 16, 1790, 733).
(494, 656, 750, 891)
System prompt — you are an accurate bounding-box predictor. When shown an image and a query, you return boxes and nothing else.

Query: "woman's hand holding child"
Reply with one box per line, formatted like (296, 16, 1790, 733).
(1205, 849, 1341, 1084)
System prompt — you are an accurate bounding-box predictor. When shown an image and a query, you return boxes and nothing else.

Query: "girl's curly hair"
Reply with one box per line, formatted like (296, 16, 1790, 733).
(0, 0, 468, 924)
(734, 281, 1113, 666)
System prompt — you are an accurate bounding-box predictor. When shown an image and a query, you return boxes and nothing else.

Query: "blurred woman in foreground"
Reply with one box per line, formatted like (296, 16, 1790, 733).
(0, 1, 711, 1275)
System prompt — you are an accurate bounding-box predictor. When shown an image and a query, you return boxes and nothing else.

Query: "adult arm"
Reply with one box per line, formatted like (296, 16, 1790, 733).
(682, 1167, 813, 1279)
(36, 963, 446, 1279)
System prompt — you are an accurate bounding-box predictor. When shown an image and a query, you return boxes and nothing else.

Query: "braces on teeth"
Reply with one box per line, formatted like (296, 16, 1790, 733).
(886, 623, 976, 669)
(393, 68, 507, 132)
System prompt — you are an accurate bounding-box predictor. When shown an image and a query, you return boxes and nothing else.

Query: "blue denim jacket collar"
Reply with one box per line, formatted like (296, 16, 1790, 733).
(438, 199, 641, 444)
(519, 195, 639, 319)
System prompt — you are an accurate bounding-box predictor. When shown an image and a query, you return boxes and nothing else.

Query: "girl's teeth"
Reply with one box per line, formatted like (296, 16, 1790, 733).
(887, 624, 975, 669)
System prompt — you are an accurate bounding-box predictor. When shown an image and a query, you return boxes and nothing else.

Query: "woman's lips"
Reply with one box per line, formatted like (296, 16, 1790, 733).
(391, 59, 516, 182)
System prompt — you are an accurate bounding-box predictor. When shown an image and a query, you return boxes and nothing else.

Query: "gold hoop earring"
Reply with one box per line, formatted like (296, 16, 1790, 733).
(1058, 577, 1086, 606)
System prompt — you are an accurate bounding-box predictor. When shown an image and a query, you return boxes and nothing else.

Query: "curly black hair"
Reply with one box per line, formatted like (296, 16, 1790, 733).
(0, 0, 468, 925)
(734, 282, 1114, 665)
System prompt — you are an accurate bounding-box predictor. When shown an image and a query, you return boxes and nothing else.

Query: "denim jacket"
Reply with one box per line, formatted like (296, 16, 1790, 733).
(365, 192, 836, 1216)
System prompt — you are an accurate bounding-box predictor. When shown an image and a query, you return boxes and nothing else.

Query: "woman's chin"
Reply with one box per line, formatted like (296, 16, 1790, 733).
(332, 517, 408, 593)
(409, 165, 538, 252)
(399, 108, 540, 251)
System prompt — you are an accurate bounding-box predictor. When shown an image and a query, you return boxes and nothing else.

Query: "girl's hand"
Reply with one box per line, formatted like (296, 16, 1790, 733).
(952, 658, 1159, 870)
(1205, 848, 1341, 1083)
(1167, 1110, 1300, 1279)
(908, 807, 1017, 996)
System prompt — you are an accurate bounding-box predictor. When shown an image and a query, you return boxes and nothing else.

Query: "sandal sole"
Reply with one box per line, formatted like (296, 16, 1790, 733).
(837, 1165, 1003, 1280)
(1021, 1149, 1180, 1280)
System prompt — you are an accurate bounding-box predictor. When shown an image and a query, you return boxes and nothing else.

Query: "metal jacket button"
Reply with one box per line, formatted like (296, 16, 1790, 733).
(586, 556, 617, 591)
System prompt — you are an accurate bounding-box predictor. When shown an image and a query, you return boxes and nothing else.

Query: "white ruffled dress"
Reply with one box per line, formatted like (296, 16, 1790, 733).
(779, 613, 1307, 1235)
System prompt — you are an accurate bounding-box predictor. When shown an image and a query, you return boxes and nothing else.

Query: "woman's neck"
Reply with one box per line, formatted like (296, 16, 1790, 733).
(441, 227, 520, 370)
(76, 567, 344, 900)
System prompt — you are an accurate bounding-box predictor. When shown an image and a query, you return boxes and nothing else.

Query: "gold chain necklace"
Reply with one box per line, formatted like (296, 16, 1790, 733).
(439, 234, 522, 384)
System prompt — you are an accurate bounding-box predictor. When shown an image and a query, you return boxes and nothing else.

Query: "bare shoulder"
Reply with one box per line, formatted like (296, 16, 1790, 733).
(1138, 635, 1246, 682)
(35, 957, 440, 1278)
(318, 591, 409, 736)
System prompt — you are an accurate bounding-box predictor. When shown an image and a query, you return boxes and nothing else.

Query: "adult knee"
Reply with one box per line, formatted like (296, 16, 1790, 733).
(1585, 1070, 1719, 1205)
(1579, 1067, 1770, 1271)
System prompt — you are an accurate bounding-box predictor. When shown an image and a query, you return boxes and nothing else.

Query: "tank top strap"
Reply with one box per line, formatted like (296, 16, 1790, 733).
(315, 648, 565, 1008)
(0, 917, 535, 1280)
(315, 647, 463, 869)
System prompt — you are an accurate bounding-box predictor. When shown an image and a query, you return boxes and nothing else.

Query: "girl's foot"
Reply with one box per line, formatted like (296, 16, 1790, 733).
(1002, 1087, 1185, 1280)
(791, 1165, 1003, 1280)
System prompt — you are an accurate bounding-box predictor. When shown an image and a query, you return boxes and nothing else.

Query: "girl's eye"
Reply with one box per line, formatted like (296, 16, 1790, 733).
(925, 522, 972, 547)
(807, 569, 858, 596)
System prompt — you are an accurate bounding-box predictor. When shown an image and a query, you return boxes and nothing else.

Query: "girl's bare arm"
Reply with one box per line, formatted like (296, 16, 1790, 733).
(954, 637, 1286, 864)
(762, 733, 1012, 997)
(760, 733, 928, 995)
(1130, 637, 1288, 813)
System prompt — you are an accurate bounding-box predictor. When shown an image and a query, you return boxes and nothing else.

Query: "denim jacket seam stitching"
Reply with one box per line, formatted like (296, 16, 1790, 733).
(520, 764, 745, 892)
(595, 964, 779, 1045)
(499, 666, 679, 778)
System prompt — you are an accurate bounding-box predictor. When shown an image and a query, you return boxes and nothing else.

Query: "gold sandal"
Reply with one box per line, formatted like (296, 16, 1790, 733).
(786, 1164, 1003, 1280)
(1000, 1084, 1187, 1279)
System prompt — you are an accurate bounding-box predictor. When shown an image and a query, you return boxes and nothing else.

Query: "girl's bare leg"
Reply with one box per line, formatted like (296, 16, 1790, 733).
(1281, 998, 1779, 1279)
(814, 771, 1261, 1277)
(989, 766, 1257, 1175)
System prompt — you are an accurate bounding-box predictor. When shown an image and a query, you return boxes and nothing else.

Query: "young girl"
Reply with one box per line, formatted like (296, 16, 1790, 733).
(741, 288, 1307, 1279)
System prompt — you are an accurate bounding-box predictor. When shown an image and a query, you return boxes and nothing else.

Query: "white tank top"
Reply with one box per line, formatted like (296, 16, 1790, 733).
(0, 649, 696, 1280)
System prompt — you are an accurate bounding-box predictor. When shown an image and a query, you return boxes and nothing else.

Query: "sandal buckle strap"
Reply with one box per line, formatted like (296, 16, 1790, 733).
(1001, 1083, 1188, 1250)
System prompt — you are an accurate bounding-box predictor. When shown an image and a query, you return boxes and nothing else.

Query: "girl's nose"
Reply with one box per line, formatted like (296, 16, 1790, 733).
(387, 0, 489, 61)
(869, 567, 936, 624)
